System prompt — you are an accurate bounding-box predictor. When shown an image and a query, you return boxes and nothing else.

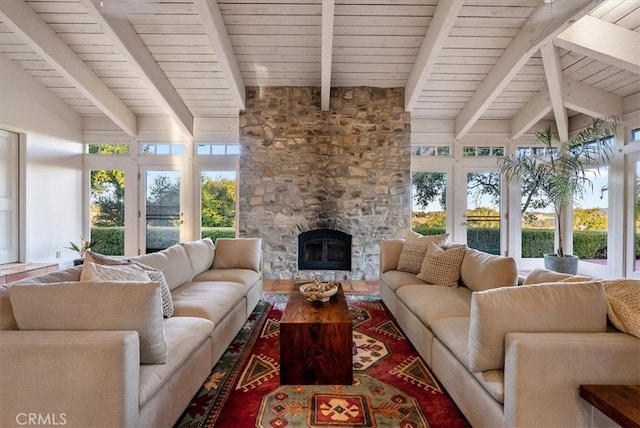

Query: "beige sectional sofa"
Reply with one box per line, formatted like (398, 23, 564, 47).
(0, 237, 262, 428)
(380, 236, 640, 428)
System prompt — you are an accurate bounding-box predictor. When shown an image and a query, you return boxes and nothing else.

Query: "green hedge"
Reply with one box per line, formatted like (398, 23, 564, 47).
(89, 227, 236, 256)
(412, 226, 630, 259)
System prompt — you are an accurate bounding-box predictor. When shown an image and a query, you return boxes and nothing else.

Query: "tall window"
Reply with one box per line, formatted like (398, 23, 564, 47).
(411, 172, 447, 236)
(200, 170, 236, 240)
(87, 144, 128, 256)
(572, 166, 609, 266)
(466, 172, 501, 255)
(90, 169, 125, 255)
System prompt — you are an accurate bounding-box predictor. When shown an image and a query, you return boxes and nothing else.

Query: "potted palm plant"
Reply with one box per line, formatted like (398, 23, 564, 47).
(498, 117, 617, 274)
(66, 236, 100, 266)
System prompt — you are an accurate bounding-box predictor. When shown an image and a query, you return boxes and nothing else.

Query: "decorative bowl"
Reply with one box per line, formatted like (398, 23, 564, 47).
(299, 282, 338, 302)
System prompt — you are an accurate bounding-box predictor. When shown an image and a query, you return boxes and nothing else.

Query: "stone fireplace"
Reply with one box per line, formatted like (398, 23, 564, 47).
(238, 87, 411, 280)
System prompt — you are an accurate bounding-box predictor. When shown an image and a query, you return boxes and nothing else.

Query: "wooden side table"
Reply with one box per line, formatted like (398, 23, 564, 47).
(279, 282, 353, 385)
(579, 385, 640, 428)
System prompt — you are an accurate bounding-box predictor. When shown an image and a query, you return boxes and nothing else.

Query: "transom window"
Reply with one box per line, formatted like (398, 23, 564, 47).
(462, 146, 504, 157)
(87, 143, 130, 155)
(411, 145, 451, 157)
(140, 143, 185, 155)
(196, 143, 240, 156)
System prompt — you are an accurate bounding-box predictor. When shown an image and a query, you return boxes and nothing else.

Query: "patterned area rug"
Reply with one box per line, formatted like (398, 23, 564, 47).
(174, 294, 470, 428)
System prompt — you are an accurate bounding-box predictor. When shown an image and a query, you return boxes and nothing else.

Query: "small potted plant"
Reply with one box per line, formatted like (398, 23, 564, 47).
(66, 236, 100, 266)
(498, 116, 617, 274)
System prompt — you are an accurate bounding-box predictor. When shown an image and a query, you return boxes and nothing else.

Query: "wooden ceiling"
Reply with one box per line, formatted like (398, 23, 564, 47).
(0, 0, 639, 140)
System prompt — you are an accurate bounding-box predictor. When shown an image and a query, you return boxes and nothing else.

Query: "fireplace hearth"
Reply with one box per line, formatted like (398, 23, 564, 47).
(298, 229, 352, 271)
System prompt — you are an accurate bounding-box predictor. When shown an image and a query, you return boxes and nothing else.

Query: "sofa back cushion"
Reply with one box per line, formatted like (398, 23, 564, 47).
(0, 286, 17, 330)
(15, 266, 83, 284)
(468, 281, 607, 372)
(132, 244, 192, 290)
(522, 268, 592, 285)
(460, 249, 518, 292)
(212, 238, 262, 271)
(181, 238, 215, 275)
(9, 281, 167, 364)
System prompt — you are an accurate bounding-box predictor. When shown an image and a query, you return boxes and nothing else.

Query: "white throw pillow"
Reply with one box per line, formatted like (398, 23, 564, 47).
(9, 281, 168, 364)
(80, 261, 150, 282)
(84, 252, 174, 317)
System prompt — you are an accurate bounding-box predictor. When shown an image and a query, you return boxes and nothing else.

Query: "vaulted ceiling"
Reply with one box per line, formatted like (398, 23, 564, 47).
(1, 0, 639, 141)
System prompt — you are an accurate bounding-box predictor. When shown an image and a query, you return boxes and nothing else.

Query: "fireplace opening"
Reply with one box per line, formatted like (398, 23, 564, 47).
(298, 229, 352, 271)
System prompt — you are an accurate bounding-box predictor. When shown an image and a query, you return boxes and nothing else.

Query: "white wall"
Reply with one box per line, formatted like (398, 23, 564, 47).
(0, 54, 83, 266)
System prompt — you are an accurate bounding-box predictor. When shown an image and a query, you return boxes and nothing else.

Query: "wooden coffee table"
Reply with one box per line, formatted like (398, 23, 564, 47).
(279, 282, 353, 385)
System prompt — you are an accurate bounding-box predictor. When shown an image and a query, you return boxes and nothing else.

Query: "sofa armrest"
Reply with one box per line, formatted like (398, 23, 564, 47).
(379, 239, 405, 273)
(0, 330, 141, 428)
(503, 332, 640, 428)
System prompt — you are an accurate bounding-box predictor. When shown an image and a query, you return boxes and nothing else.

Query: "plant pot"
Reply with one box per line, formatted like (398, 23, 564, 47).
(543, 253, 579, 275)
(73, 259, 84, 266)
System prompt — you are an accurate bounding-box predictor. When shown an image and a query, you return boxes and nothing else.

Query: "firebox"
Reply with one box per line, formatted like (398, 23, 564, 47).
(297, 229, 352, 271)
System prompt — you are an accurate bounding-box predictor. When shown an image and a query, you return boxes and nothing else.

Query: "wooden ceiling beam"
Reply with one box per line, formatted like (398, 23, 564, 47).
(555, 15, 640, 75)
(454, 0, 602, 140)
(510, 89, 552, 141)
(80, 0, 193, 139)
(196, 0, 246, 111)
(563, 77, 623, 119)
(321, 0, 335, 111)
(404, 0, 463, 112)
(541, 43, 568, 142)
(0, 0, 137, 137)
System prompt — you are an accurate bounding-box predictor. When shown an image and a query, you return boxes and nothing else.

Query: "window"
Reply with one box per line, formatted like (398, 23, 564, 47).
(200, 170, 236, 239)
(631, 128, 640, 142)
(466, 172, 501, 255)
(90, 169, 125, 255)
(87, 143, 129, 155)
(463, 146, 505, 157)
(140, 143, 185, 155)
(411, 146, 451, 157)
(572, 166, 609, 266)
(196, 143, 240, 156)
(411, 172, 447, 235)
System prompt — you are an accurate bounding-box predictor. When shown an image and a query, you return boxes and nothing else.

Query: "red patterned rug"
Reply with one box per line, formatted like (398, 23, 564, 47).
(174, 294, 470, 428)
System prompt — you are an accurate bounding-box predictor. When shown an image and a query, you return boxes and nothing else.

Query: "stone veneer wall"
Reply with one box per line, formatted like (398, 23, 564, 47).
(238, 87, 411, 280)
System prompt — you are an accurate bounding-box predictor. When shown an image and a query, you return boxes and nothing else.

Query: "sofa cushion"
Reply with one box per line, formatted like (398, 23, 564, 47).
(0, 286, 17, 330)
(212, 238, 262, 272)
(138, 316, 213, 407)
(396, 283, 472, 328)
(416, 242, 466, 287)
(468, 281, 608, 372)
(15, 266, 82, 284)
(171, 281, 246, 325)
(460, 248, 518, 292)
(132, 244, 193, 290)
(9, 281, 168, 364)
(85, 252, 174, 317)
(397, 232, 449, 274)
(192, 268, 261, 288)
(431, 316, 504, 403)
(181, 238, 215, 276)
(380, 270, 426, 292)
(522, 268, 590, 285)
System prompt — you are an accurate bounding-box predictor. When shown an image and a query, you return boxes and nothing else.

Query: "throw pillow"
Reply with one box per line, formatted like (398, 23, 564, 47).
(212, 238, 262, 271)
(9, 281, 168, 364)
(84, 251, 174, 318)
(601, 278, 640, 339)
(416, 242, 466, 287)
(467, 281, 607, 372)
(80, 261, 150, 282)
(397, 232, 449, 274)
